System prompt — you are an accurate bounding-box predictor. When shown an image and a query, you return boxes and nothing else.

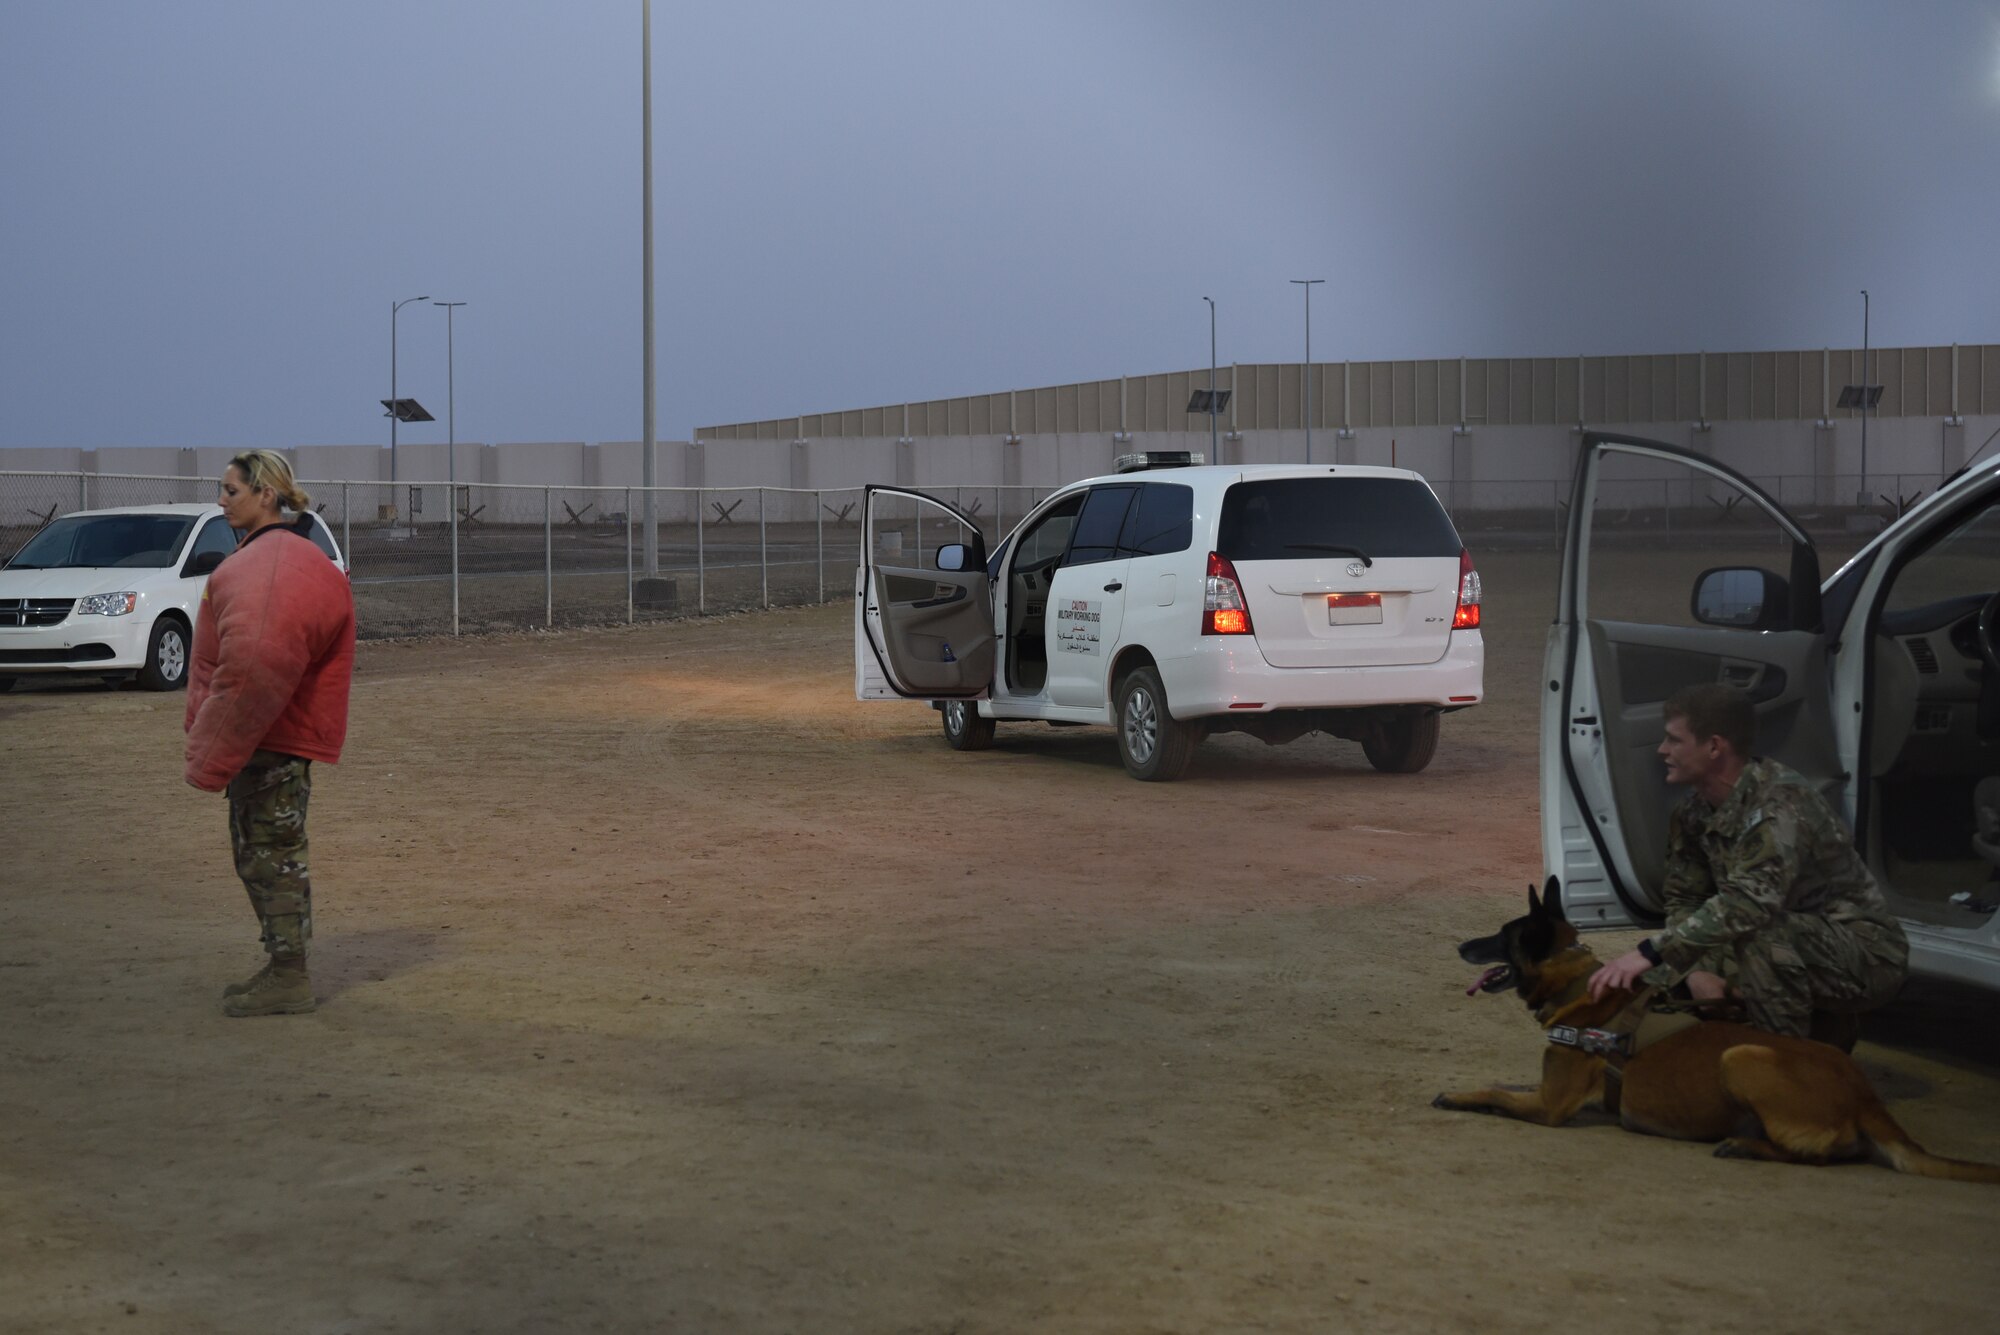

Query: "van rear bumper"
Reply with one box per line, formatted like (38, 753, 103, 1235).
(1158, 630, 1483, 718)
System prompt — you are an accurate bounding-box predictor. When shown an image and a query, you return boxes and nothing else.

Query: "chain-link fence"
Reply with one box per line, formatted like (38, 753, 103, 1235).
(0, 469, 1954, 640)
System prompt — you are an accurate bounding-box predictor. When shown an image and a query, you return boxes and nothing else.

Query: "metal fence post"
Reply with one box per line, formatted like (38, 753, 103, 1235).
(626, 486, 634, 624)
(451, 481, 461, 637)
(816, 489, 824, 604)
(342, 483, 351, 571)
(544, 486, 553, 629)
(696, 486, 706, 613)
(760, 488, 769, 610)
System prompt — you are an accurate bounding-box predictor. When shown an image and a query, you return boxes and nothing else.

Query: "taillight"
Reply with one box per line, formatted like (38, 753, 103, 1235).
(1452, 547, 1481, 630)
(1203, 551, 1254, 635)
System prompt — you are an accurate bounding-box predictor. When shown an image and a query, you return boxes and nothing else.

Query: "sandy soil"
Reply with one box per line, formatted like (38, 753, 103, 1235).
(4, 553, 1999, 1335)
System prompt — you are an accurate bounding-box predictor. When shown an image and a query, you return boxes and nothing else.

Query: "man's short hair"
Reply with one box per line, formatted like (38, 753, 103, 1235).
(1664, 683, 1755, 758)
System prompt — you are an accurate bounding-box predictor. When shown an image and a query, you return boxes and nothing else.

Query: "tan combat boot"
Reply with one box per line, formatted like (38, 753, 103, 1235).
(222, 961, 275, 999)
(223, 959, 315, 1017)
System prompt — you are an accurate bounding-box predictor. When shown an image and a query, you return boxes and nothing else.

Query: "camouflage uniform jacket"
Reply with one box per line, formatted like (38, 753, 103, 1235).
(1652, 758, 1902, 973)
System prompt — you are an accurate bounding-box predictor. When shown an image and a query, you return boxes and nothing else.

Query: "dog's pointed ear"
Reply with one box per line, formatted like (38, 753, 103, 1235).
(1528, 882, 1542, 916)
(1542, 876, 1567, 923)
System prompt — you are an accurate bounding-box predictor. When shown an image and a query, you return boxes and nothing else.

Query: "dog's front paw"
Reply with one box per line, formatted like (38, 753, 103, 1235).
(1433, 1092, 1484, 1114)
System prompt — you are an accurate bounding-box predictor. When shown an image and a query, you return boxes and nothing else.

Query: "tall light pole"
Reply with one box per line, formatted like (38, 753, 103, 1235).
(1291, 279, 1324, 462)
(390, 293, 430, 512)
(640, 0, 658, 578)
(1202, 296, 1218, 459)
(435, 300, 466, 635)
(1859, 289, 1870, 505)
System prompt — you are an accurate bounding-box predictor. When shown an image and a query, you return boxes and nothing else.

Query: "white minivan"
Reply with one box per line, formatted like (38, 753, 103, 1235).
(0, 503, 346, 692)
(1545, 432, 2000, 991)
(855, 458, 1484, 780)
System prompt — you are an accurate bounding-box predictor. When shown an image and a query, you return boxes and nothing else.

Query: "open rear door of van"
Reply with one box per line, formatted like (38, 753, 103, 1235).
(1544, 433, 1841, 928)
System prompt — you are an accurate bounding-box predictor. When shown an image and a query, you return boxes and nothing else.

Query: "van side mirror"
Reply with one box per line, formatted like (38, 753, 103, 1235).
(935, 542, 972, 573)
(185, 550, 226, 577)
(1692, 566, 1790, 630)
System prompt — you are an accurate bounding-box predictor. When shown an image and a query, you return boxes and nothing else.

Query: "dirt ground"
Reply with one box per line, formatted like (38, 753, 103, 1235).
(5, 552, 1999, 1335)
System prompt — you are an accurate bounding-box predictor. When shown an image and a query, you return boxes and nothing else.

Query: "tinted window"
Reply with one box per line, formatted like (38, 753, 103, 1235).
(187, 517, 238, 566)
(1063, 486, 1137, 566)
(1120, 483, 1193, 557)
(1217, 478, 1460, 562)
(1013, 493, 1084, 571)
(6, 514, 197, 570)
(297, 513, 339, 561)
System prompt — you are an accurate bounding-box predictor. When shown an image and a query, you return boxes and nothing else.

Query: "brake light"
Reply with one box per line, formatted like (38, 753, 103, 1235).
(1203, 551, 1254, 635)
(1453, 547, 1481, 630)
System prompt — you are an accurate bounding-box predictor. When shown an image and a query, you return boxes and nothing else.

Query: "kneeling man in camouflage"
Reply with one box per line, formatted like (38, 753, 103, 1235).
(1588, 684, 1909, 1045)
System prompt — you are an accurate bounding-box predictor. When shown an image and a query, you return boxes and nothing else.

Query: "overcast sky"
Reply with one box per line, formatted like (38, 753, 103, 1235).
(3, 1, 1996, 449)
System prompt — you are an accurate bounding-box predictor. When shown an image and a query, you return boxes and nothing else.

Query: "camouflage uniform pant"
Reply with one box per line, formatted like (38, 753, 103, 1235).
(226, 749, 313, 961)
(1685, 914, 1907, 1038)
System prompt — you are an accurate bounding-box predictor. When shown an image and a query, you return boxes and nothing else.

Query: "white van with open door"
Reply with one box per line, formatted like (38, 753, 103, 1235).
(855, 459, 1485, 780)
(1545, 431, 2000, 990)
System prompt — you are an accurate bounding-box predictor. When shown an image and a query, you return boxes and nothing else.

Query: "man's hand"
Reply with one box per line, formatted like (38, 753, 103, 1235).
(1588, 948, 1654, 1002)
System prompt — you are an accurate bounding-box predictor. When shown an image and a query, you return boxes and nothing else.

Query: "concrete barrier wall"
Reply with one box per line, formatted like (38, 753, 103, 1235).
(3, 413, 1989, 529)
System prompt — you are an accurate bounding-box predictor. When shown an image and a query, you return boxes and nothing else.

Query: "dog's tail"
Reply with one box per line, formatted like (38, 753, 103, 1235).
(1860, 1102, 2000, 1184)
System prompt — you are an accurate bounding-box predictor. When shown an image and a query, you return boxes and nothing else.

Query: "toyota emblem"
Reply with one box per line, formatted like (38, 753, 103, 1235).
(1345, 561, 1366, 578)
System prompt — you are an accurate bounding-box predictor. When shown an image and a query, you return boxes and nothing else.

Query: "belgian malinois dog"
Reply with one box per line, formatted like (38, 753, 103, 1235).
(1432, 882, 2000, 1182)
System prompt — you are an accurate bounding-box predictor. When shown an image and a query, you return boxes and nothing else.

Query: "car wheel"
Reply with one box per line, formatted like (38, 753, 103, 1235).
(1115, 666, 1198, 781)
(941, 699, 996, 751)
(1363, 708, 1440, 773)
(138, 617, 190, 692)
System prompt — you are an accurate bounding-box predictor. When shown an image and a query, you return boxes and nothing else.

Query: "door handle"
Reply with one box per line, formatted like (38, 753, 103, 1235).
(1103, 581, 1123, 592)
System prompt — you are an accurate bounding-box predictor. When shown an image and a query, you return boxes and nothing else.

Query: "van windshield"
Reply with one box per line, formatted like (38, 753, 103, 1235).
(5, 514, 197, 570)
(1218, 478, 1461, 562)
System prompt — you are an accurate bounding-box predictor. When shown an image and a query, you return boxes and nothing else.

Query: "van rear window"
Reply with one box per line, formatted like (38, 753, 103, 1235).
(1218, 478, 1460, 561)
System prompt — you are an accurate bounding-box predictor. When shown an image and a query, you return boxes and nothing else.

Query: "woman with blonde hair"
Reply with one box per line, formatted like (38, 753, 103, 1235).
(184, 450, 355, 1016)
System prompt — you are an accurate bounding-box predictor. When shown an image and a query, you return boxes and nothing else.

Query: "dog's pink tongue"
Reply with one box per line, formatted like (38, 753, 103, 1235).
(1466, 966, 1507, 997)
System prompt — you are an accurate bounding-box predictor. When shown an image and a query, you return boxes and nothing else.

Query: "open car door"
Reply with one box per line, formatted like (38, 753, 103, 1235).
(854, 485, 997, 701)
(1545, 433, 1842, 928)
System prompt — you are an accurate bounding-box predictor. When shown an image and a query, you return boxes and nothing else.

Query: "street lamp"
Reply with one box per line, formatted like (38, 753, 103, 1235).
(1291, 279, 1324, 462)
(1838, 290, 1881, 509)
(1860, 289, 1870, 504)
(1202, 296, 1218, 459)
(435, 300, 466, 635)
(389, 293, 430, 512)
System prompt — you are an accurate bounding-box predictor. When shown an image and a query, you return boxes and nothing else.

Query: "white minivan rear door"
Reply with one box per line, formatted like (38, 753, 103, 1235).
(1546, 433, 1840, 930)
(1219, 473, 1464, 669)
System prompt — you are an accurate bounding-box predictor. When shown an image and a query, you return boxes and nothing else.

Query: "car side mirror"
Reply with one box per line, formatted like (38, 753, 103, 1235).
(935, 542, 972, 573)
(1692, 566, 1790, 631)
(184, 550, 226, 577)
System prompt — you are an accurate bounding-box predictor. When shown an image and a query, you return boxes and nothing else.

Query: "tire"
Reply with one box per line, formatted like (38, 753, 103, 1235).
(941, 699, 996, 751)
(1363, 708, 1440, 774)
(137, 616, 190, 692)
(1114, 666, 1199, 781)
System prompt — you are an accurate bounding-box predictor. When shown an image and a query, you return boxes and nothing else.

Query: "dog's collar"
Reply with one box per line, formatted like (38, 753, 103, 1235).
(1529, 946, 1600, 1025)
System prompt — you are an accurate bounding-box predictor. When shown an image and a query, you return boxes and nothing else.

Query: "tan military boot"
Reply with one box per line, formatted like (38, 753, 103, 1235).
(223, 960, 315, 1017)
(222, 961, 275, 999)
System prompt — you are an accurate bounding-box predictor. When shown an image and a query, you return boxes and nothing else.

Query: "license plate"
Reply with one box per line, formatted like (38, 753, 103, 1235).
(1327, 592, 1382, 625)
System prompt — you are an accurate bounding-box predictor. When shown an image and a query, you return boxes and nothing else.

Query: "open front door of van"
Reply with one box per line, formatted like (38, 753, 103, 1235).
(1544, 433, 1842, 928)
(854, 486, 996, 701)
